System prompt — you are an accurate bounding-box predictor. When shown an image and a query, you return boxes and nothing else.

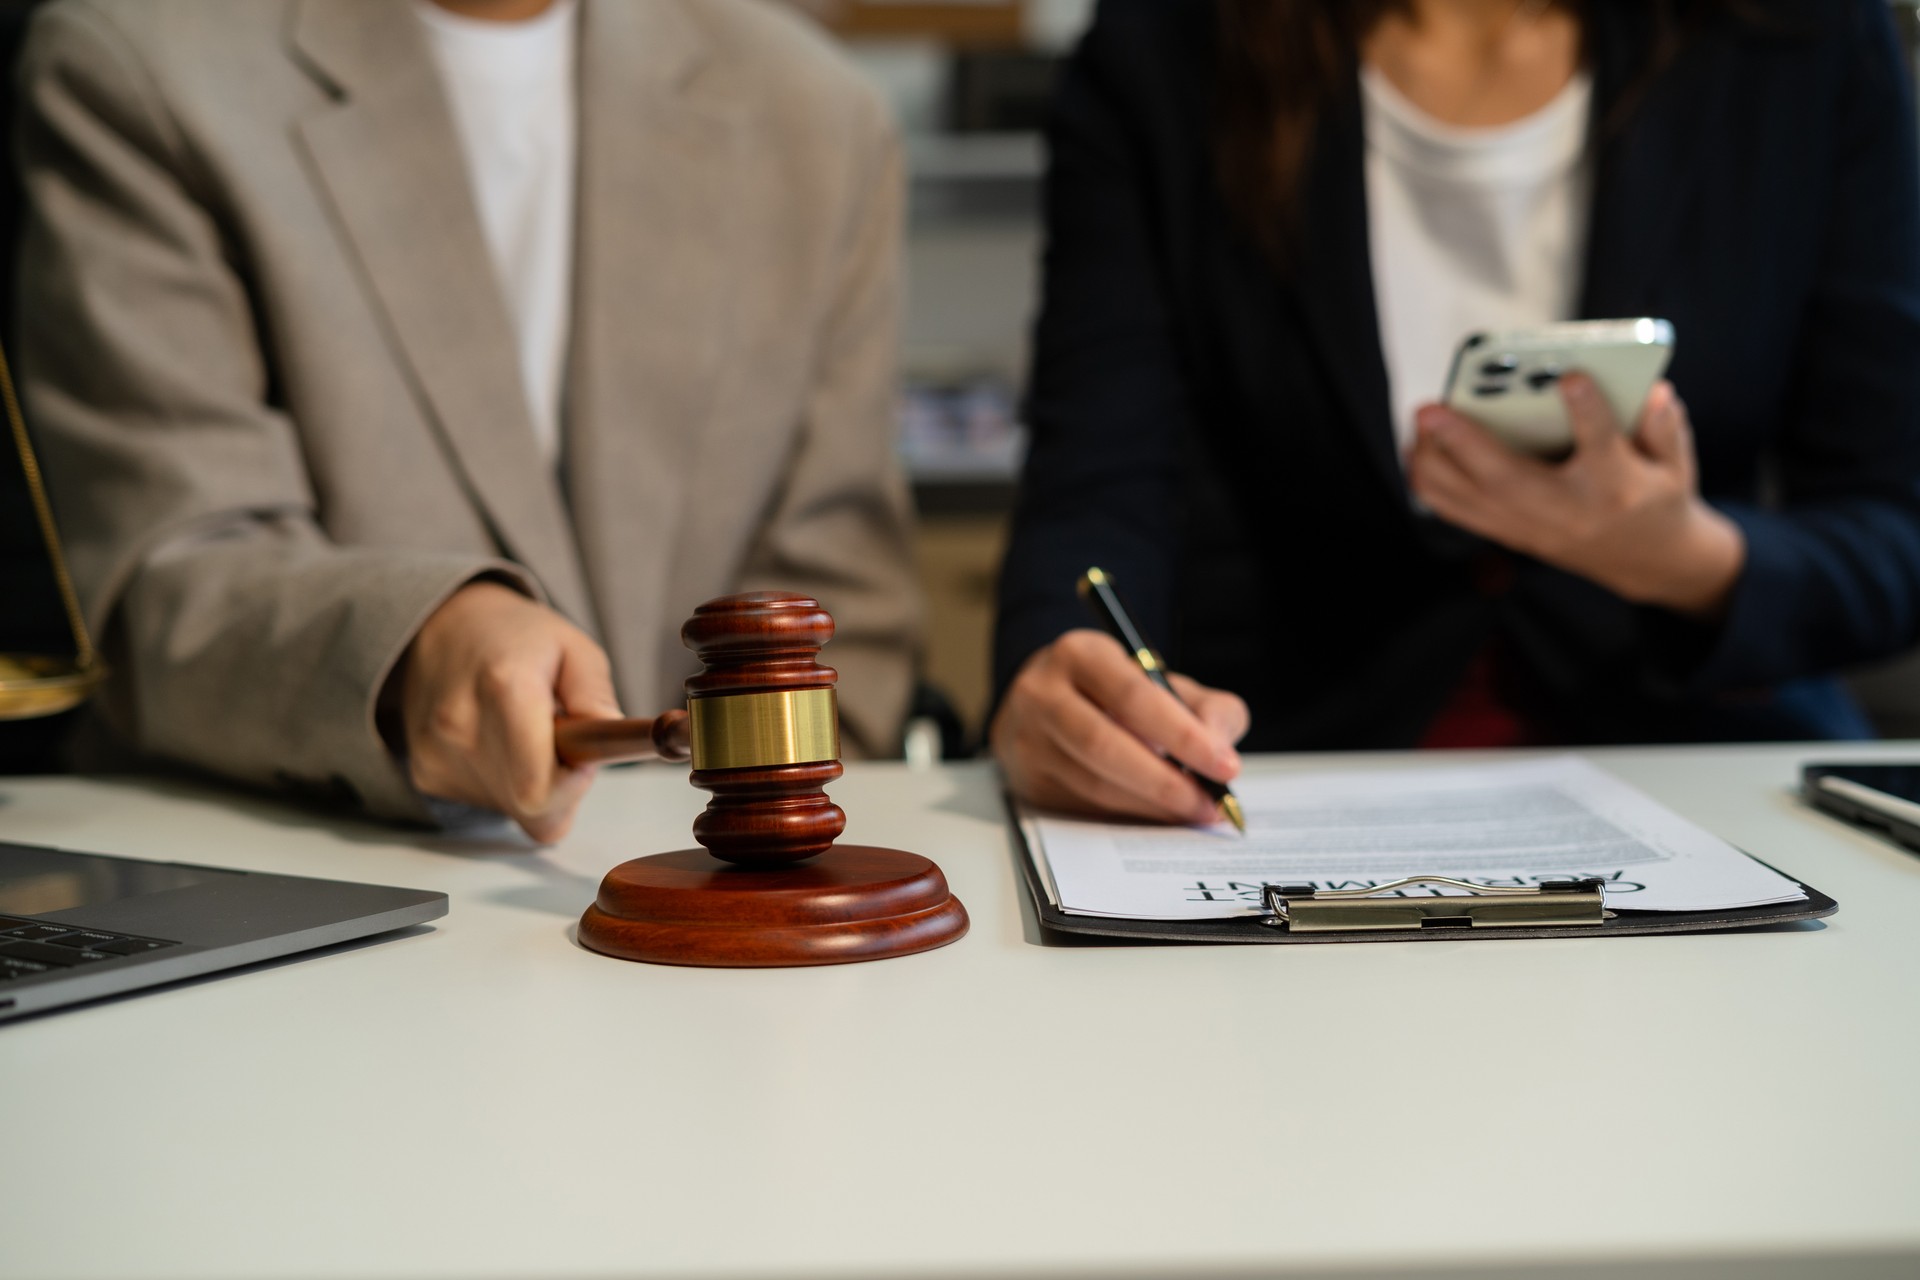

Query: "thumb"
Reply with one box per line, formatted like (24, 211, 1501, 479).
(1560, 372, 1622, 458)
(554, 632, 622, 721)
(1634, 380, 1688, 470)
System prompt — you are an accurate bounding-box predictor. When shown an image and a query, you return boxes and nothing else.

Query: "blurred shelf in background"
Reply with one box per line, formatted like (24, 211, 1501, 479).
(901, 370, 1024, 519)
(803, 0, 1026, 47)
(782, 0, 1092, 50)
(907, 131, 1041, 222)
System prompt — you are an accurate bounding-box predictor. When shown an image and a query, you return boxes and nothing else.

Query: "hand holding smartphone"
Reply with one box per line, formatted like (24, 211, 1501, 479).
(1440, 318, 1675, 456)
(1411, 316, 1741, 616)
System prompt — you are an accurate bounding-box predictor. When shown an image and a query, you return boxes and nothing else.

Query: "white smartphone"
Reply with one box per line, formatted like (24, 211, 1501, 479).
(1440, 318, 1676, 456)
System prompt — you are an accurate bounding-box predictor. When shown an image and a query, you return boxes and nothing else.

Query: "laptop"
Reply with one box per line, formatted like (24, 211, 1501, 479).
(0, 839, 448, 1022)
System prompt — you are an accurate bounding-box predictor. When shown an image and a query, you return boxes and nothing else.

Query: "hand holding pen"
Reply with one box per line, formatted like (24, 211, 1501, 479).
(1076, 568, 1246, 831)
(989, 567, 1250, 830)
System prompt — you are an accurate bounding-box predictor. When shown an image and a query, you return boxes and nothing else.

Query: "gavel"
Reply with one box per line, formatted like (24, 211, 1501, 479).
(565, 591, 966, 967)
(554, 709, 691, 767)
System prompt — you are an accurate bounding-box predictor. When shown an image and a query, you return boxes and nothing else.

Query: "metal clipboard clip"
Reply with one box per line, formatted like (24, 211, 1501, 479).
(1257, 876, 1611, 933)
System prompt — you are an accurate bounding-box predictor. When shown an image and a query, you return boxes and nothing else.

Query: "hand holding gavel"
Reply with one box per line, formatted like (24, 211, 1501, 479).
(394, 582, 691, 844)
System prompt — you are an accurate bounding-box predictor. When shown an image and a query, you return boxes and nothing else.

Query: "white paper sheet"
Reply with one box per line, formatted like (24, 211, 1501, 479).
(1022, 756, 1805, 920)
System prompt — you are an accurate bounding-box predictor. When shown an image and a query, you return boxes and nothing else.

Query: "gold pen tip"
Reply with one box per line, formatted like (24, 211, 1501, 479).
(1220, 793, 1246, 835)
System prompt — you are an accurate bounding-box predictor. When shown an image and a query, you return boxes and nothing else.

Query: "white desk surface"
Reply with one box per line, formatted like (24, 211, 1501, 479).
(2, 744, 1918, 1280)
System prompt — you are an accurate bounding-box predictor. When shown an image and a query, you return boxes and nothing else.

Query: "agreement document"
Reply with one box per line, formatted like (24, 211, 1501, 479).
(1022, 756, 1805, 920)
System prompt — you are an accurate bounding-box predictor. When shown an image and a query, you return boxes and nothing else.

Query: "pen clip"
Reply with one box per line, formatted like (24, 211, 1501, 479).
(1257, 876, 1610, 932)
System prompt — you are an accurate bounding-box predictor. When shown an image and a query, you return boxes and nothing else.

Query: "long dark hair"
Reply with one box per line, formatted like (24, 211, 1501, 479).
(1214, 0, 1750, 261)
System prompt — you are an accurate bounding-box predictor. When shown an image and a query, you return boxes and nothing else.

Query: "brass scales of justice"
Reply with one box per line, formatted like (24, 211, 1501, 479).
(2, 340, 965, 969)
(0, 340, 105, 723)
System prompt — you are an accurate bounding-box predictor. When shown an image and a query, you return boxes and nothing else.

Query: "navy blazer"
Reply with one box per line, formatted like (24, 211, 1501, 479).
(993, 0, 1920, 747)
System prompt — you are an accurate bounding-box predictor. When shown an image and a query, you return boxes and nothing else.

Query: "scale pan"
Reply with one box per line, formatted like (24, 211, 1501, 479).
(0, 653, 105, 720)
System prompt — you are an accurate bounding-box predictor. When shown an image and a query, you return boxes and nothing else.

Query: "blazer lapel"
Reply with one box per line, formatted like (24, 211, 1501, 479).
(287, 0, 596, 629)
(561, 0, 744, 702)
(1290, 74, 1407, 501)
(1579, 6, 1735, 320)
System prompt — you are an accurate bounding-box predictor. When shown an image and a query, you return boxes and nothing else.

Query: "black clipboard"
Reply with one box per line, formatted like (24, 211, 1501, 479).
(1010, 803, 1838, 945)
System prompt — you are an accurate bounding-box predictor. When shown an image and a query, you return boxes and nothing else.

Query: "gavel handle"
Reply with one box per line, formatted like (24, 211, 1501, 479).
(554, 709, 691, 767)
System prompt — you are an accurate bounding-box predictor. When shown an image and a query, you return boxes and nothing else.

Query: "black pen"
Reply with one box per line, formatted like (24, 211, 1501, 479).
(1077, 567, 1246, 834)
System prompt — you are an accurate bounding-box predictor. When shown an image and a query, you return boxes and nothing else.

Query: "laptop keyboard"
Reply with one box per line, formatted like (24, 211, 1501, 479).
(0, 916, 179, 982)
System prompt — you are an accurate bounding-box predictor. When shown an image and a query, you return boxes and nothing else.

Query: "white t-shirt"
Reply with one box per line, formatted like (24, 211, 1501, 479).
(415, 0, 579, 466)
(1360, 62, 1593, 463)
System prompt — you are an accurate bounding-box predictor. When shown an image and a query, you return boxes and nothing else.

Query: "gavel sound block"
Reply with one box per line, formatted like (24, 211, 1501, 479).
(557, 592, 968, 967)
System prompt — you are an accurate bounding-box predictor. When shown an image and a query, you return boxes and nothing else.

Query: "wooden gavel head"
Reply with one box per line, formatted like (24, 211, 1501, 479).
(551, 591, 845, 867)
(681, 592, 844, 867)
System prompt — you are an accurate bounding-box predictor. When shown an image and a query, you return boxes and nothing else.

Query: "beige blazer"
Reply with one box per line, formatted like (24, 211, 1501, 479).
(16, 0, 921, 820)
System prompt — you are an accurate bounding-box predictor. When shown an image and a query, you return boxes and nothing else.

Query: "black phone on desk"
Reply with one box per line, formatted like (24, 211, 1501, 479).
(1801, 763, 1920, 853)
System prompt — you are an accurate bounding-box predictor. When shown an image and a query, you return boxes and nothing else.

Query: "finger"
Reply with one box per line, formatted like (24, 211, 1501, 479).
(1404, 418, 1456, 490)
(1415, 452, 1557, 558)
(476, 663, 568, 824)
(995, 695, 1213, 826)
(1169, 674, 1250, 745)
(404, 692, 494, 808)
(408, 746, 492, 813)
(1560, 372, 1622, 458)
(1405, 402, 1458, 470)
(1053, 631, 1239, 776)
(1632, 380, 1689, 467)
(1409, 442, 1495, 528)
(997, 633, 1231, 822)
(1031, 750, 1219, 826)
(1407, 424, 1477, 503)
(1412, 403, 1484, 460)
(1414, 402, 1472, 433)
(1632, 380, 1677, 459)
(1037, 684, 1220, 824)
(1421, 404, 1545, 492)
(516, 765, 596, 845)
(1415, 476, 1501, 543)
(1424, 405, 1587, 543)
(1071, 650, 1241, 783)
(554, 631, 622, 720)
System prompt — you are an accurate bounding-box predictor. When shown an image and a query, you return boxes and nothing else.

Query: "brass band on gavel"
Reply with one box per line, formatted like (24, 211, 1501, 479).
(687, 688, 840, 771)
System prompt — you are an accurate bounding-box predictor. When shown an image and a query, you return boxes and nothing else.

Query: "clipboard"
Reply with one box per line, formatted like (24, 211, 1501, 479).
(1009, 808, 1838, 945)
